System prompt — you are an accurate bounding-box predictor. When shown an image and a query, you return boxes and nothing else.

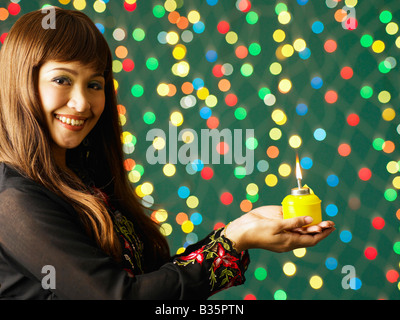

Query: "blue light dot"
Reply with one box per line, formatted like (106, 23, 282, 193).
(325, 257, 338, 270)
(95, 23, 105, 34)
(314, 128, 327, 141)
(193, 21, 205, 34)
(325, 204, 338, 217)
(257, 160, 269, 172)
(186, 232, 198, 244)
(205, 50, 218, 62)
(340, 230, 352, 243)
(206, 0, 218, 5)
(350, 277, 362, 290)
(192, 78, 204, 90)
(311, 76, 323, 89)
(296, 103, 308, 115)
(299, 47, 311, 60)
(191, 159, 204, 172)
(327, 174, 339, 187)
(190, 212, 203, 225)
(200, 107, 212, 119)
(178, 186, 190, 199)
(300, 157, 313, 169)
(157, 31, 167, 44)
(297, 0, 309, 4)
(312, 21, 324, 34)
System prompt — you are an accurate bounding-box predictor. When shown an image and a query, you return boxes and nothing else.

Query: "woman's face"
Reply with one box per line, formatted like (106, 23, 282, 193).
(38, 60, 106, 156)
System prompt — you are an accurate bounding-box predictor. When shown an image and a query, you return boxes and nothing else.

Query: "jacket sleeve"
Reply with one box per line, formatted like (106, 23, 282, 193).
(0, 187, 249, 300)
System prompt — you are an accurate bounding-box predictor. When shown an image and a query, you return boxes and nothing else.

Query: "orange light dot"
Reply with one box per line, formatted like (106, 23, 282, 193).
(176, 212, 188, 225)
(177, 16, 189, 29)
(168, 11, 180, 24)
(218, 79, 231, 92)
(324, 39, 337, 53)
(240, 199, 253, 212)
(267, 146, 280, 159)
(181, 82, 194, 95)
(167, 84, 177, 96)
(382, 141, 395, 154)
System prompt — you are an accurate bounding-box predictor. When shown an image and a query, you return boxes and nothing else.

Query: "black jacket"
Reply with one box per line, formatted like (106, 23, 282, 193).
(0, 163, 249, 299)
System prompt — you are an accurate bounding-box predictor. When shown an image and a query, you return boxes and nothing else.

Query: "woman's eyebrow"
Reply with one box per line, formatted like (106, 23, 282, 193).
(48, 67, 104, 78)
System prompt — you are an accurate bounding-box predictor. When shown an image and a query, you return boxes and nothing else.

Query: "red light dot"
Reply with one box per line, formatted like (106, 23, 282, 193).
(386, 270, 399, 283)
(358, 167, 372, 181)
(344, 17, 358, 30)
(235, 45, 248, 59)
(214, 222, 226, 230)
(324, 39, 337, 53)
(372, 217, 385, 230)
(340, 66, 353, 79)
(0, 33, 7, 44)
(124, 1, 137, 12)
(216, 142, 229, 155)
(217, 21, 230, 34)
(8, 3, 21, 16)
(206, 116, 219, 129)
(225, 93, 238, 106)
(347, 113, 359, 126)
(244, 294, 257, 300)
(201, 167, 214, 180)
(238, 0, 252, 12)
(212, 64, 224, 78)
(364, 247, 377, 260)
(122, 59, 135, 72)
(325, 90, 338, 104)
(220, 192, 233, 205)
(338, 143, 351, 157)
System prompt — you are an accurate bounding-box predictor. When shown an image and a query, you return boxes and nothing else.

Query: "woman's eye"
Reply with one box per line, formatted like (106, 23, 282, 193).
(89, 82, 104, 90)
(53, 77, 71, 85)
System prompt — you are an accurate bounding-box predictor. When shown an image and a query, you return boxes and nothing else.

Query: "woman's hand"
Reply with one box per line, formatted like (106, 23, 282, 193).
(224, 205, 335, 253)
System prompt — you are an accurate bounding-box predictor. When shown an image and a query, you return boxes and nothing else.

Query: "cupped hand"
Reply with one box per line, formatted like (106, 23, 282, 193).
(225, 205, 335, 253)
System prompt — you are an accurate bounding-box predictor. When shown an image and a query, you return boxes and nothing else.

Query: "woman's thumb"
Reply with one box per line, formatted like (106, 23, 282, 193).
(280, 216, 313, 231)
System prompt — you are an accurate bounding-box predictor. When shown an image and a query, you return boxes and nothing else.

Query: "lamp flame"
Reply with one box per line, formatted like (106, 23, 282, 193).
(296, 154, 302, 189)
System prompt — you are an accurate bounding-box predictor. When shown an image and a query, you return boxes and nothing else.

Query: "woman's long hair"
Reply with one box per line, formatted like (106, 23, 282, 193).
(0, 8, 170, 270)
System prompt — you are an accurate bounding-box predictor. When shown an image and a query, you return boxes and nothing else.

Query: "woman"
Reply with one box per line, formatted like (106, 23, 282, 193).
(0, 8, 334, 299)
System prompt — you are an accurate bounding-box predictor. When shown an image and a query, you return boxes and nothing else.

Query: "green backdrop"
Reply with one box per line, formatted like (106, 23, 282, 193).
(1, 0, 399, 300)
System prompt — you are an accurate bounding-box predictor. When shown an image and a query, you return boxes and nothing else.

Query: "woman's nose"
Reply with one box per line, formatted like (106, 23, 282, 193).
(67, 87, 90, 113)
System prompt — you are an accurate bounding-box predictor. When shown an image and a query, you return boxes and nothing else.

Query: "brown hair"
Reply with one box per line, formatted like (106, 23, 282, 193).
(0, 8, 170, 271)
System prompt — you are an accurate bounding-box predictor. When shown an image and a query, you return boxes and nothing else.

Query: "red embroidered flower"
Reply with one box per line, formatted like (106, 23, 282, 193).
(180, 247, 204, 264)
(213, 243, 239, 271)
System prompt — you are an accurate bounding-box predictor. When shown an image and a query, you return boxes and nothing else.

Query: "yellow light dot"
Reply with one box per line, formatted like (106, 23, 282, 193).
(59, 0, 71, 5)
(188, 10, 200, 24)
(392, 176, 400, 189)
(344, 0, 357, 7)
(157, 83, 169, 96)
(293, 38, 306, 52)
(186, 195, 199, 208)
(153, 136, 166, 150)
(205, 95, 218, 107)
(176, 247, 186, 255)
(278, 11, 291, 24)
(271, 109, 285, 123)
(128, 170, 141, 183)
(93, 0, 106, 13)
(278, 163, 291, 177)
(283, 262, 296, 276)
(160, 223, 173, 236)
(226, 31, 238, 44)
(270, 62, 282, 75)
(172, 44, 187, 60)
(163, 163, 176, 177)
(73, 0, 86, 10)
(293, 248, 306, 258)
(386, 22, 399, 35)
(269, 127, 282, 140)
(382, 108, 395, 121)
(265, 174, 278, 187)
(372, 40, 385, 53)
(273, 29, 286, 42)
(289, 135, 302, 149)
(172, 61, 190, 77)
(281, 44, 294, 57)
(155, 209, 168, 222)
(387, 161, 399, 174)
(396, 36, 400, 48)
(113, 79, 119, 90)
(197, 87, 209, 100)
(121, 131, 133, 144)
(119, 114, 126, 126)
(310, 275, 323, 289)
(141, 182, 154, 195)
(164, 0, 177, 12)
(166, 31, 179, 45)
(182, 220, 194, 233)
(378, 90, 391, 103)
(170, 111, 184, 126)
(135, 185, 145, 197)
(246, 183, 259, 195)
(181, 130, 195, 143)
(278, 78, 292, 93)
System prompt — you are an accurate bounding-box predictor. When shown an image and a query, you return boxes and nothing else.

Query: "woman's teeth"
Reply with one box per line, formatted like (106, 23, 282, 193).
(55, 115, 85, 126)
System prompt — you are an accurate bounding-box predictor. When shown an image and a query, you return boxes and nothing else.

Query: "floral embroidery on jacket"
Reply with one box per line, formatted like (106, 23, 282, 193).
(173, 228, 250, 293)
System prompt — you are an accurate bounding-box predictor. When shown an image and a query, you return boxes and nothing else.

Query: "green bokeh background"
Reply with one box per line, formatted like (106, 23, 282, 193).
(1, 0, 399, 299)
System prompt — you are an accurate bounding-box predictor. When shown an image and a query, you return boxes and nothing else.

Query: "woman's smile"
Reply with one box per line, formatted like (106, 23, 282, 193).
(54, 114, 87, 131)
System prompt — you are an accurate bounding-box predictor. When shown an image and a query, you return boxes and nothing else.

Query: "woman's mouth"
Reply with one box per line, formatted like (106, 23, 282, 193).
(55, 114, 87, 131)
